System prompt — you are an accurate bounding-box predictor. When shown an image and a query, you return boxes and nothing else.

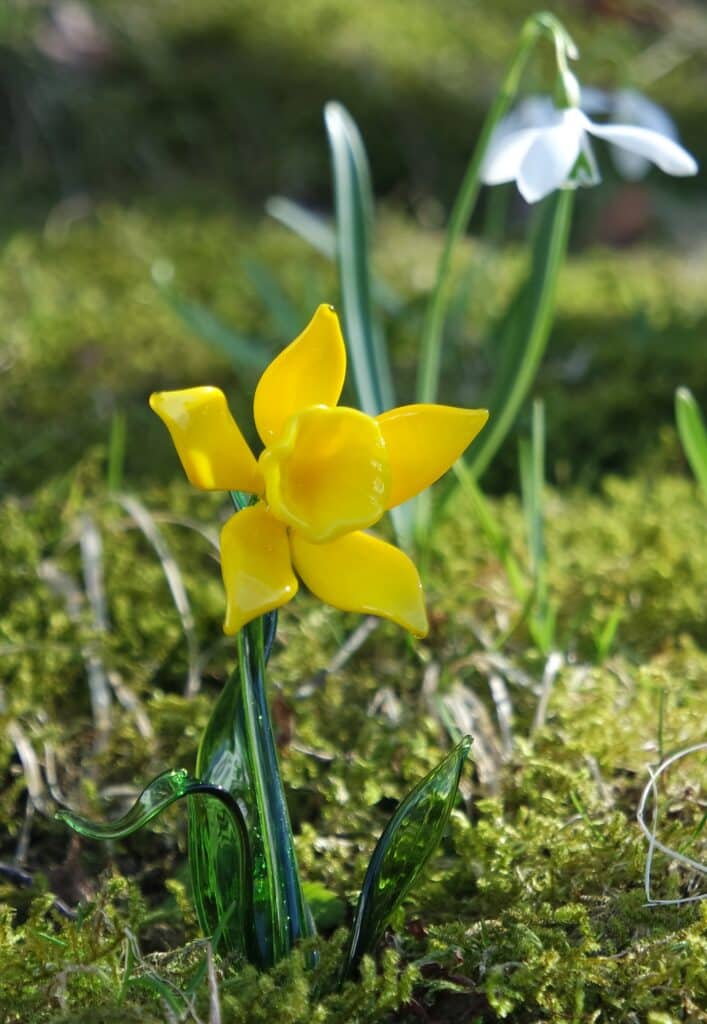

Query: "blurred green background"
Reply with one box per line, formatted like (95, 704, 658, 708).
(1, 0, 706, 494)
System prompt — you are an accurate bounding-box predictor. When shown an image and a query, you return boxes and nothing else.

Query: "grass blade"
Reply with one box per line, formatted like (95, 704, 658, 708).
(676, 387, 707, 495)
(160, 287, 271, 371)
(116, 494, 202, 698)
(519, 399, 545, 580)
(266, 195, 337, 260)
(266, 194, 404, 315)
(242, 257, 304, 340)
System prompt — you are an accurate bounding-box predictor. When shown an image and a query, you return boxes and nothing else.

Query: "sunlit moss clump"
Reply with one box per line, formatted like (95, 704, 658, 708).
(0, 467, 705, 1021)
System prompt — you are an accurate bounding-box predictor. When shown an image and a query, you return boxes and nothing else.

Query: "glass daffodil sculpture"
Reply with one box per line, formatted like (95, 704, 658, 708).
(58, 304, 487, 977)
(150, 304, 488, 637)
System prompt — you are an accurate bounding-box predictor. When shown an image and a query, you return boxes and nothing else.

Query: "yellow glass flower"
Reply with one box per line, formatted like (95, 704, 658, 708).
(150, 305, 488, 638)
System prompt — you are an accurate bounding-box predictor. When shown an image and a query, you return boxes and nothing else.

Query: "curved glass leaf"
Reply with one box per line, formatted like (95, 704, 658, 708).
(57, 768, 255, 958)
(342, 736, 471, 978)
(56, 768, 224, 839)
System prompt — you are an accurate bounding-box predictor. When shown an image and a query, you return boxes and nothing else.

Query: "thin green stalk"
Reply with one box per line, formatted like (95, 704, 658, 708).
(467, 188, 574, 480)
(416, 11, 574, 404)
(237, 619, 311, 962)
(107, 411, 126, 493)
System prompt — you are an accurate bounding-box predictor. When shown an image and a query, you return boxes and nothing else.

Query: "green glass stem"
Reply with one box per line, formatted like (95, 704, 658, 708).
(189, 613, 313, 966)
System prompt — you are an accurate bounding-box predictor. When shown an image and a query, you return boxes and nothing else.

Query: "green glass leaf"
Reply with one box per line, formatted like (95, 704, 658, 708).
(676, 387, 707, 495)
(342, 736, 471, 978)
(57, 768, 255, 959)
(189, 614, 313, 967)
(59, 606, 311, 967)
(55, 768, 241, 841)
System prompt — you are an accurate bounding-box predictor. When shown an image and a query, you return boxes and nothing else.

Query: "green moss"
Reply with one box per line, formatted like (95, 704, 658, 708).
(1, 467, 705, 1020)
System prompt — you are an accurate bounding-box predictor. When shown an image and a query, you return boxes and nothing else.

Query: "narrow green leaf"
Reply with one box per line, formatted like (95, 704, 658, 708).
(324, 101, 394, 415)
(519, 399, 555, 654)
(160, 287, 272, 370)
(266, 195, 337, 261)
(594, 606, 623, 662)
(242, 257, 304, 340)
(107, 411, 126, 493)
(676, 387, 707, 495)
(266, 194, 404, 315)
(324, 101, 412, 547)
(519, 399, 545, 578)
(342, 736, 471, 978)
(467, 189, 574, 480)
(452, 460, 526, 596)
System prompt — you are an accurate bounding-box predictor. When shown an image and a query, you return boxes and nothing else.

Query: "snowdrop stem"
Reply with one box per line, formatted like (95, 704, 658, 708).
(415, 11, 578, 406)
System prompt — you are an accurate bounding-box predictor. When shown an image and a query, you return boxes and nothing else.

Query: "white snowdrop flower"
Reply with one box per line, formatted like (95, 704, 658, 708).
(483, 101, 697, 204)
(609, 89, 680, 180)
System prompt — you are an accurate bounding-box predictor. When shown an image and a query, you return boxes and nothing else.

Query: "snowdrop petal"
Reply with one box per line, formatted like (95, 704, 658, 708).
(482, 126, 543, 185)
(517, 114, 583, 203)
(580, 85, 612, 116)
(613, 89, 677, 140)
(609, 90, 680, 180)
(585, 118, 697, 177)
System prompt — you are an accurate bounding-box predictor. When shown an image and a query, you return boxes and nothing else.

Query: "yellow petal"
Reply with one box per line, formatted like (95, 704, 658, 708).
(260, 406, 390, 543)
(376, 404, 489, 508)
(150, 387, 262, 494)
(220, 504, 298, 635)
(290, 530, 428, 637)
(253, 305, 347, 446)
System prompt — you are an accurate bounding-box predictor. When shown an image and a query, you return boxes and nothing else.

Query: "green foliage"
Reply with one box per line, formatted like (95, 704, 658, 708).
(1, 0, 705, 213)
(1, 203, 706, 498)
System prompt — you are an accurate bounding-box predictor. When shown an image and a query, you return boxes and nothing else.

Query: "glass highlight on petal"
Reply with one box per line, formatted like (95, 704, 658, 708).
(376, 404, 488, 509)
(150, 387, 262, 494)
(220, 504, 298, 635)
(290, 530, 428, 637)
(253, 305, 347, 446)
(260, 406, 390, 543)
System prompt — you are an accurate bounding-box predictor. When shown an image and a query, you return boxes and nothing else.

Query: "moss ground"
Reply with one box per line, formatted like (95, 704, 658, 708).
(1, 467, 705, 1022)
